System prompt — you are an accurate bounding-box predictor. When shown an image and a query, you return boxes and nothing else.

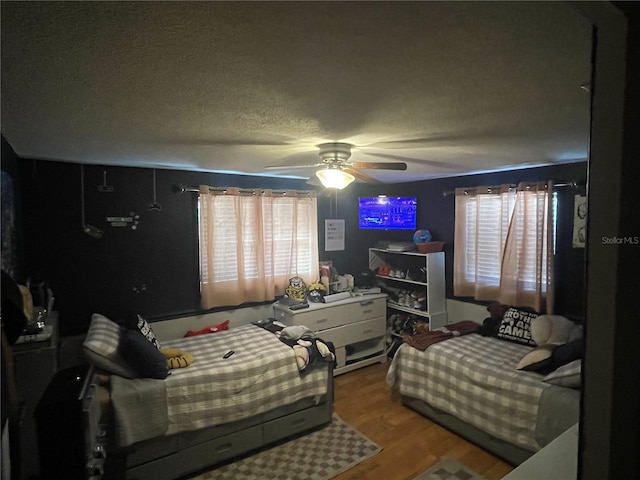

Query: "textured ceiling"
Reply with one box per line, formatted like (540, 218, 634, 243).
(1, 1, 592, 183)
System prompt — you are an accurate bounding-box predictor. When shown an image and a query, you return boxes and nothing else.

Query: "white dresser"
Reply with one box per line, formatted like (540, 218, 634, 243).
(273, 294, 387, 375)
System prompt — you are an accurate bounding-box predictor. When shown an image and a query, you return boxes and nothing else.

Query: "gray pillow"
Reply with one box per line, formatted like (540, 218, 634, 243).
(83, 313, 137, 378)
(543, 359, 582, 388)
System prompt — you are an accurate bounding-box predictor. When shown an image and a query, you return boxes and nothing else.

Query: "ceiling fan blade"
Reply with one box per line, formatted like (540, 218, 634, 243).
(365, 152, 468, 171)
(265, 163, 324, 169)
(342, 167, 382, 184)
(363, 131, 496, 149)
(350, 162, 407, 171)
(305, 177, 323, 187)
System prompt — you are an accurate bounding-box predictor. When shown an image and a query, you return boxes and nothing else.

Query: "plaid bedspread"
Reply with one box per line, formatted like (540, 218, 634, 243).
(386, 334, 547, 451)
(162, 324, 329, 435)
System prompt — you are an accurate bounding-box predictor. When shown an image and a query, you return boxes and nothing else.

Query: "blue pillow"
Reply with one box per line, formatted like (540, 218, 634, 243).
(550, 337, 583, 369)
(118, 329, 169, 379)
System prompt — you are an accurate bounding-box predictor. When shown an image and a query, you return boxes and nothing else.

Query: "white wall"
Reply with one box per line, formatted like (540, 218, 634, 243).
(151, 299, 489, 341)
(151, 304, 274, 341)
(445, 299, 487, 324)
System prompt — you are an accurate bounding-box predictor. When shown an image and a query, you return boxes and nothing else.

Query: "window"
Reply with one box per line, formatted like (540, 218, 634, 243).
(198, 187, 319, 309)
(453, 182, 556, 313)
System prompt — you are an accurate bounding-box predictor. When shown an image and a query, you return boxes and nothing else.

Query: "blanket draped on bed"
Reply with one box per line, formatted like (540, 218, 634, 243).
(111, 375, 168, 447)
(402, 320, 479, 351)
(387, 334, 551, 451)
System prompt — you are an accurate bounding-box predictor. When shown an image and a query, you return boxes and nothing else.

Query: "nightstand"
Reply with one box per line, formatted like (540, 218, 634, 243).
(273, 294, 387, 375)
(12, 312, 59, 480)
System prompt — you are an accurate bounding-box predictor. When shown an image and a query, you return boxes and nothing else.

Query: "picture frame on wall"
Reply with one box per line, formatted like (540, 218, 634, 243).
(572, 195, 587, 248)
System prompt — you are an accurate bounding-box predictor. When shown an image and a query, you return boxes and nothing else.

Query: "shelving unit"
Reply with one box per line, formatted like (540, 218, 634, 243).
(369, 248, 448, 331)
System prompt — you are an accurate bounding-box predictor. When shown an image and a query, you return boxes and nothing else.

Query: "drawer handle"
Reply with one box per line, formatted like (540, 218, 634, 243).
(292, 418, 306, 426)
(317, 318, 328, 324)
(359, 300, 374, 306)
(215, 443, 233, 454)
(362, 309, 372, 314)
(362, 329, 373, 334)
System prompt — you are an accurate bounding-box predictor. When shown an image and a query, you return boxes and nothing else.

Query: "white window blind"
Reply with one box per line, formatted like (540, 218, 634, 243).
(198, 188, 319, 309)
(454, 183, 556, 312)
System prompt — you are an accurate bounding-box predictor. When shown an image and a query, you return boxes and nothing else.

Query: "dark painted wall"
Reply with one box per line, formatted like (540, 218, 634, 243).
(317, 161, 588, 319)
(14, 159, 314, 334)
(1, 136, 25, 280)
(11, 153, 586, 335)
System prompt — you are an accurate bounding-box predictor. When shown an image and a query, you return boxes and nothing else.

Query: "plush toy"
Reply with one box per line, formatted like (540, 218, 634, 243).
(276, 324, 334, 371)
(292, 339, 335, 371)
(307, 282, 327, 303)
(530, 315, 579, 345)
(292, 344, 310, 370)
(278, 325, 314, 341)
(160, 348, 194, 369)
(184, 319, 230, 337)
(285, 276, 307, 301)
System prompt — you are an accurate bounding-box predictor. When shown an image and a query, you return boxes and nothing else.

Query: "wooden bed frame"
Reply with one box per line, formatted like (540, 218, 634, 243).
(81, 362, 334, 480)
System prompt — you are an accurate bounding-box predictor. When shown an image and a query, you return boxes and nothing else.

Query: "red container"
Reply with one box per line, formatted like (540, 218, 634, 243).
(416, 241, 444, 254)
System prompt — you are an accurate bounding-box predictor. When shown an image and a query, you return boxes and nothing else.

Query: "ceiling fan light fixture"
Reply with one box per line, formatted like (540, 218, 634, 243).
(315, 167, 355, 189)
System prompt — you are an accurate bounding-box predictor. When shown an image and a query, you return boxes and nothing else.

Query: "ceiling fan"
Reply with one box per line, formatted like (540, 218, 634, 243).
(266, 142, 407, 189)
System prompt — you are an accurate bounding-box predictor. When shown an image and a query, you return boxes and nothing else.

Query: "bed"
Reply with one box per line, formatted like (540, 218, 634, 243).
(80, 314, 335, 480)
(386, 311, 582, 465)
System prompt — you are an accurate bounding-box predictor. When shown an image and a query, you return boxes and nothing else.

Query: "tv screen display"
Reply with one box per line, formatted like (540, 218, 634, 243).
(359, 196, 417, 230)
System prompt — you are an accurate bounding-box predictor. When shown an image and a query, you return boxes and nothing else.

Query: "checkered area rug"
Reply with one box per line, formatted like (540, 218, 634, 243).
(412, 457, 487, 480)
(188, 413, 381, 480)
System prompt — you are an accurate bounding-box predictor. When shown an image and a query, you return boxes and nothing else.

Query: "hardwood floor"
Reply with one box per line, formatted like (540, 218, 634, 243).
(331, 361, 514, 480)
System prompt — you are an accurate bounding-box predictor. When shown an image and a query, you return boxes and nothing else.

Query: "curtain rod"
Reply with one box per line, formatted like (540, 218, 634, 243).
(442, 180, 581, 197)
(173, 184, 315, 197)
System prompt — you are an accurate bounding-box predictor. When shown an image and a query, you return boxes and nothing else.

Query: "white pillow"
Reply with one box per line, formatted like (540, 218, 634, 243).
(530, 315, 576, 346)
(543, 359, 582, 388)
(83, 313, 136, 378)
(516, 345, 554, 371)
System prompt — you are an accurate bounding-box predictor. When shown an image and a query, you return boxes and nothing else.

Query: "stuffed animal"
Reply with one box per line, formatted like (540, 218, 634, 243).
(160, 348, 194, 369)
(278, 325, 314, 341)
(530, 315, 579, 345)
(292, 339, 335, 371)
(307, 282, 327, 303)
(285, 276, 307, 301)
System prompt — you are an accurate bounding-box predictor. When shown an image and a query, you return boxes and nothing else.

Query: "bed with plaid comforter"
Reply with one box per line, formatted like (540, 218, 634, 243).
(386, 333, 579, 453)
(110, 324, 330, 446)
(162, 324, 328, 435)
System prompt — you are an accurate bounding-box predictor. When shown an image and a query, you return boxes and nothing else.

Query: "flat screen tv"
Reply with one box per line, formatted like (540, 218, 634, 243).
(358, 196, 417, 230)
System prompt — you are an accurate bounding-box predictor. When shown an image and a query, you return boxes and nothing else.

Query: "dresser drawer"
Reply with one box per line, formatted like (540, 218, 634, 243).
(317, 317, 385, 348)
(273, 305, 345, 331)
(344, 297, 386, 323)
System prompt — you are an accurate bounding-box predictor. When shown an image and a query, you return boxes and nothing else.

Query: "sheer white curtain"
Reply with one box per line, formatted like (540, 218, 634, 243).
(499, 181, 554, 312)
(198, 186, 319, 309)
(453, 181, 555, 313)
